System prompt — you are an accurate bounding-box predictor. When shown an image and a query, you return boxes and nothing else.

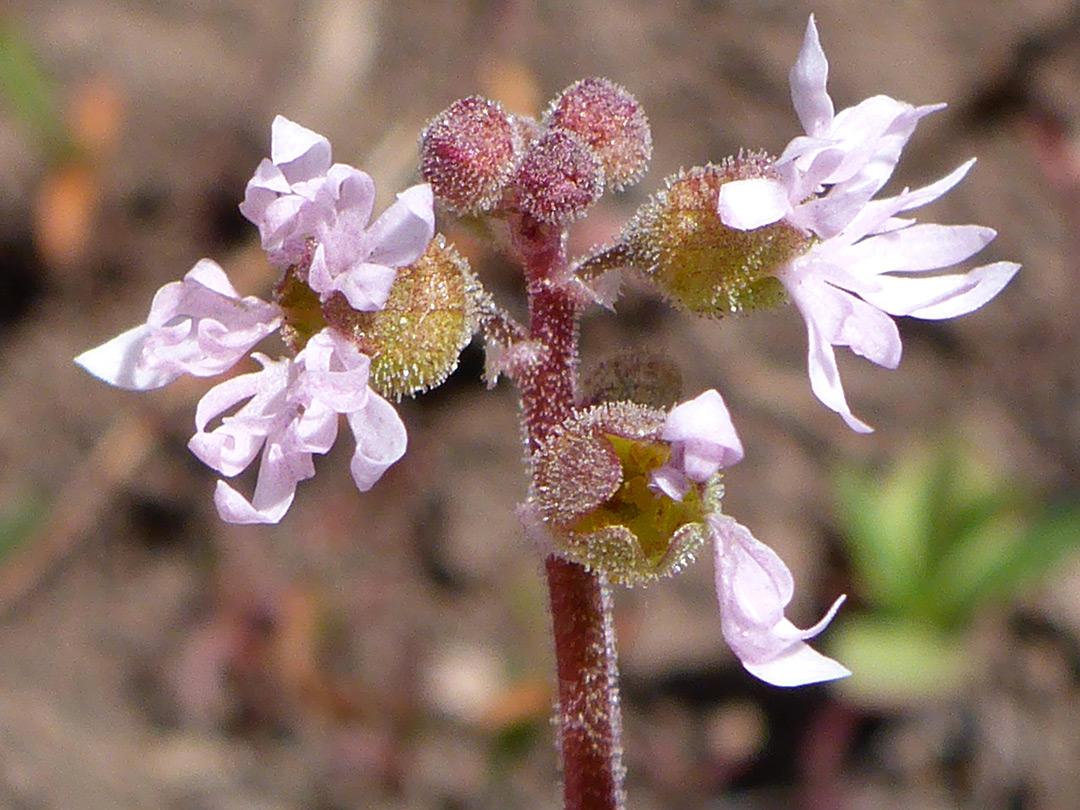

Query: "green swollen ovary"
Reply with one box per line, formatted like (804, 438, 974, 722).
(572, 434, 706, 568)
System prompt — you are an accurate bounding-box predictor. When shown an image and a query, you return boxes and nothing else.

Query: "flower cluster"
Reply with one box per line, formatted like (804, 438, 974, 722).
(76, 117, 435, 523)
(717, 16, 1020, 431)
(74, 15, 1020, 699)
(526, 388, 848, 686)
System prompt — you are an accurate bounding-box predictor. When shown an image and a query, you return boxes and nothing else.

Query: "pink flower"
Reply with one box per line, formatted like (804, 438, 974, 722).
(76, 261, 406, 525)
(649, 389, 744, 501)
(717, 16, 1020, 432)
(239, 115, 436, 312)
(709, 513, 849, 687)
(190, 328, 406, 524)
(649, 389, 848, 686)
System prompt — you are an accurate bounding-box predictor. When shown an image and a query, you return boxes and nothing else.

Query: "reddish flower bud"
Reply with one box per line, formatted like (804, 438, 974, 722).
(420, 96, 520, 215)
(515, 129, 604, 226)
(546, 77, 652, 191)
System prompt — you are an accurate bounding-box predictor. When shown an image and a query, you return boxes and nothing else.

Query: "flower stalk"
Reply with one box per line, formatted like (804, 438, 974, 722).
(512, 211, 625, 810)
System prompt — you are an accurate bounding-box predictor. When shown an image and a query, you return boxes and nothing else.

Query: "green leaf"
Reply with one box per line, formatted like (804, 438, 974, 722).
(835, 456, 935, 613)
(0, 24, 64, 149)
(931, 502, 1080, 624)
(0, 494, 44, 564)
(828, 615, 977, 710)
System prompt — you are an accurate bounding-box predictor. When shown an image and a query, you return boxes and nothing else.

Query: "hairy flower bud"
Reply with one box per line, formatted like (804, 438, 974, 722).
(531, 401, 722, 585)
(622, 156, 809, 317)
(420, 96, 521, 215)
(545, 77, 651, 191)
(580, 348, 682, 410)
(515, 129, 604, 226)
(324, 235, 479, 399)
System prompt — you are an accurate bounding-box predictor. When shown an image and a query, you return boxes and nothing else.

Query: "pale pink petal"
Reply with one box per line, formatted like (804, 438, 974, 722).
(648, 466, 691, 501)
(661, 389, 745, 478)
(833, 161, 976, 247)
(74, 325, 173, 390)
(346, 393, 408, 491)
(787, 273, 901, 369)
(711, 514, 849, 687)
(890, 159, 976, 214)
(270, 115, 332, 183)
(837, 223, 997, 276)
(365, 184, 436, 266)
(211, 440, 309, 525)
(324, 164, 377, 234)
(743, 625, 852, 687)
(793, 285, 874, 434)
(293, 330, 371, 412)
(286, 400, 340, 455)
(765, 19, 1019, 433)
(718, 178, 792, 230)
(789, 15, 834, 137)
(188, 356, 289, 476)
(877, 261, 1021, 320)
(75, 261, 281, 391)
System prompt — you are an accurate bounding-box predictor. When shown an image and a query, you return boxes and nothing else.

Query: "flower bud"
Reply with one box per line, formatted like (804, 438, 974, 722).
(514, 129, 604, 226)
(545, 77, 651, 191)
(622, 156, 809, 317)
(580, 348, 682, 410)
(531, 401, 722, 585)
(324, 235, 479, 399)
(420, 96, 521, 215)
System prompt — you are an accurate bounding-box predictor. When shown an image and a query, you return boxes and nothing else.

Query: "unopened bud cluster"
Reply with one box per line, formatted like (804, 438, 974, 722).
(420, 78, 652, 226)
(531, 401, 721, 585)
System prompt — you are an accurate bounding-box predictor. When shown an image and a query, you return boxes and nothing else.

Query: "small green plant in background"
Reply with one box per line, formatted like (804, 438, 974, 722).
(829, 443, 1080, 706)
(0, 22, 66, 155)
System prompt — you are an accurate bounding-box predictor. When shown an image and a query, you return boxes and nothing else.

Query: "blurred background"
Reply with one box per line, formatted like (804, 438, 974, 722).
(1, 0, 1079, 808)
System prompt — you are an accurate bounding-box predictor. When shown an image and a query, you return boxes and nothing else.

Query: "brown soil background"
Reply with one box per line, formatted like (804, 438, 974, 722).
(1, 1, 1079, 808)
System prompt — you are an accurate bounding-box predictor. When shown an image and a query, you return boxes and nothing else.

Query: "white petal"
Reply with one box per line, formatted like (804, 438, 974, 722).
(789, 15, 834, 137)
(270, 115, 332, 183)
(897, 261, 1020, 320)
(839, 223, 997, 276)
(346, 393, 407, 491)
(718, 178, 792, 230)
(791, 282, 874, 433)
(743, 637, 851, 687)
(75, 324, 180, 390)
(365, 184, 435, 266)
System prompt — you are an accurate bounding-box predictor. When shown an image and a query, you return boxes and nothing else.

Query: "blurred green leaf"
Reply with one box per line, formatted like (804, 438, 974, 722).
(932, 502, 1080, 624)
(835, 443, 1080, 631)
(829, 615, 977, 709)
(0, 22, 66, 152)
(0, 494, 44, 564)
(835, 455, 934, 613)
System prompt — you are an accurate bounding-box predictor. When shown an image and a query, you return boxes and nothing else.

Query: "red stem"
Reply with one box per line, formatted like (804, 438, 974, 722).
(513, 213, 625, 810)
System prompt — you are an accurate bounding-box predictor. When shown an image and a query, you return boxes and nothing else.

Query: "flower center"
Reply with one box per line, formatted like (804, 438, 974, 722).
(572, 434, 707, 566)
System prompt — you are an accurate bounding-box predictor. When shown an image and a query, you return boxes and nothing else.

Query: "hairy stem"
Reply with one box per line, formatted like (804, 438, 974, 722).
(512, 212, 625, 810)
